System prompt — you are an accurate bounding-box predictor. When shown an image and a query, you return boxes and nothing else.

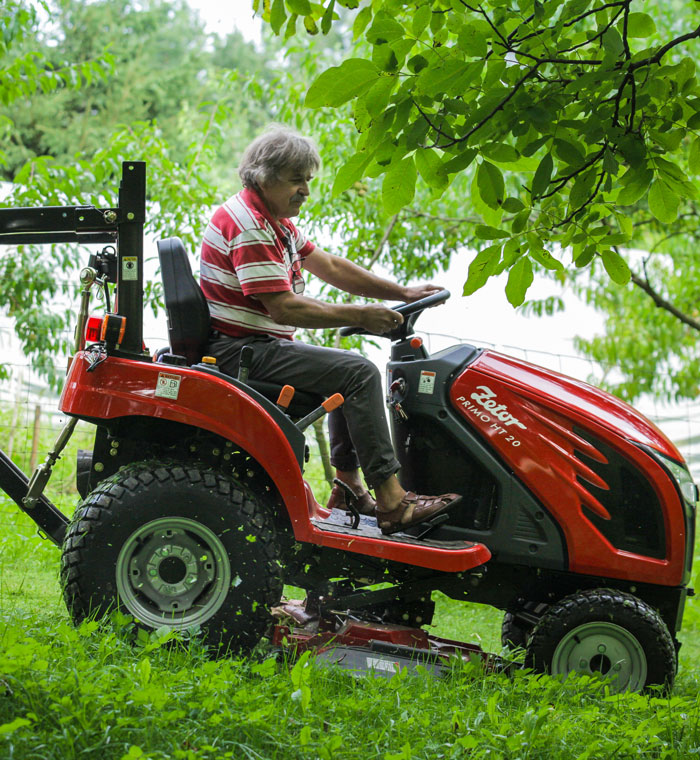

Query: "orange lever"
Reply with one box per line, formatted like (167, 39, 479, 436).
(322, 393, 344, 413)
(277, 385, 295, 410)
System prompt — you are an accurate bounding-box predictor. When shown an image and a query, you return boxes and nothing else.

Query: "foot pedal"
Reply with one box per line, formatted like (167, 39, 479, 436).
(414, 512, 450, 540)
(333, 478, 362, 529)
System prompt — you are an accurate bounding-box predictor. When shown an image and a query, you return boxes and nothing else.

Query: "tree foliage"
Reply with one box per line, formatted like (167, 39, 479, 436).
(257, 0, 700, 306)
(257, 0, 700, 403)
(0, 0, 270, 387)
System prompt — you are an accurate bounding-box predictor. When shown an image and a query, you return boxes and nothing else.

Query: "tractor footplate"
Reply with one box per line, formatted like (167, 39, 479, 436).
(311, 508, 472, 550)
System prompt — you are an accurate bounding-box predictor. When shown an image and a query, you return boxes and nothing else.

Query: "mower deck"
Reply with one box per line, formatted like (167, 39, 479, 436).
(271, 617, 509, 678)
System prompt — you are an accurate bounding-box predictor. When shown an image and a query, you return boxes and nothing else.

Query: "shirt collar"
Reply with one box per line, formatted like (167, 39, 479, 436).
(240, 186, 290, 240)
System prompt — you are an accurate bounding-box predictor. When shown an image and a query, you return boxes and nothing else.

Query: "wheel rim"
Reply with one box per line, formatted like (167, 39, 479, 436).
(551, 622, 647, 692)
(116, 517, 231, 629)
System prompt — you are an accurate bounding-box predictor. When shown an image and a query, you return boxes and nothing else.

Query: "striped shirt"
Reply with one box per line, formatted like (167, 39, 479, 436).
(200, 187, 315, 339)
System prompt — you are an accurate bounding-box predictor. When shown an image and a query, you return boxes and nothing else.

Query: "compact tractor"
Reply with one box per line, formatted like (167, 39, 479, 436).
(0, 162, 695, 692)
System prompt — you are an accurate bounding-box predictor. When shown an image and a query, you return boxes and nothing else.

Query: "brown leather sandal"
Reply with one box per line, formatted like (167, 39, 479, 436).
(375, 491, 462, 535)
(326, 482, 376, 515)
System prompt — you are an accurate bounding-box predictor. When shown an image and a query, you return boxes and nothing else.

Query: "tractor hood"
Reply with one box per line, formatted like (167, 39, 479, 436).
(468, 350, 683, 463)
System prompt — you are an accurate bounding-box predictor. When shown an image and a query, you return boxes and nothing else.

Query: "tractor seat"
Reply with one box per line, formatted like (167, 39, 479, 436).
(156, 236, 322, 416)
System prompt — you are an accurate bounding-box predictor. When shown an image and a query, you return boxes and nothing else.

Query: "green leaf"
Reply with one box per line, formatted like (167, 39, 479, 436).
(332, 152, 373, 196)
(270, 0, 287, 34)
(482, 143, 520, 164)
(502, 197, 525, 213)
(648, 179, 680, 224)
(305, 59, 379, 108)
(286, 0, 311, 14)
(0, 717, 31, 736)
(412, 4, 431, 37)
(475, 225, 509, 239)
(363, 75, 396, 117)
(554, 138, 584, 166)
(511, 209, 530, 233)
(505, 256, 533, 307)
(416, 59, 482, 98)
(602, 249, 631, 284)
(463, 244, 501, 296)
(382, 155, 417, 214)
(626, 12, 656, 38)
(458, 24, 488, 57)
(321, 0, 335, 34)
(415, 148, 448, 191)
(476, 161, 505, 210)
(352, 6, 372, 39)
(531, 153, 553, 199)
(442, 148, 477, 174)
(616, 168, 653, 205)
(530, 247, 563, 271)
(367, 12, 404, 45)
(689, 138, 700, 176)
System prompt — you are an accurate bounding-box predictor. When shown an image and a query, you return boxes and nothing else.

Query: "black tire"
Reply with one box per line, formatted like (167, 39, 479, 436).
(61, 462, 283, 653)
(525, 588, 677, 693)
(501, 602, 548, 649)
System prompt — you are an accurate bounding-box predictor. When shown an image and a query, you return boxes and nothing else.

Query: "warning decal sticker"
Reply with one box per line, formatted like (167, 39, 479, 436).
(155, 372, 181, 400)
(418, 370, 436, 394)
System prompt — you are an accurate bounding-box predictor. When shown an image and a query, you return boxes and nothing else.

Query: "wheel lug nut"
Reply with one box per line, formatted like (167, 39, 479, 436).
(597, 645, 606, 653)
(579, 659, 588, 668)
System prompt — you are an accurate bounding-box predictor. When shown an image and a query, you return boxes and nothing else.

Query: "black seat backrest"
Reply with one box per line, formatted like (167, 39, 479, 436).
(157, 237, 210, 365)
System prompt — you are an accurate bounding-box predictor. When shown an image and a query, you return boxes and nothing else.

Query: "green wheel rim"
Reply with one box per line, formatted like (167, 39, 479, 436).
(551, 621, 647, 692)
(116, 517, 231, 629)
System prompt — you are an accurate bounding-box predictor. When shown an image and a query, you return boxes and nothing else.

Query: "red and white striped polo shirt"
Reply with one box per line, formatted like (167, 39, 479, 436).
(200, 187, 315, 339)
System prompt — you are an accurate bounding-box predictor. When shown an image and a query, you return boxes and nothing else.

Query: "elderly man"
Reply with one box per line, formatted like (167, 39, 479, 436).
(200, 127, 460, 535)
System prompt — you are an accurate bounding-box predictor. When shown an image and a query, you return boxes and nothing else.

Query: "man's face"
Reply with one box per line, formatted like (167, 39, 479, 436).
(259, 166, 313, 220)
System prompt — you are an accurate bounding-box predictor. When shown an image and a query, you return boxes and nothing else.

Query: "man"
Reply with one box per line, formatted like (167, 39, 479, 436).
(200, 127, 460, 535)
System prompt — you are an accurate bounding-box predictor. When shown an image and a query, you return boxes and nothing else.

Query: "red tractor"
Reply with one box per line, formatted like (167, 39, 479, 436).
(0, 162, 695, 691)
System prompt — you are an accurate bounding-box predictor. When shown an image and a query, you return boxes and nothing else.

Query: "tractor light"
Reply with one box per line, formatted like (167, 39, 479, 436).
(100, 313, 127, 347)
(654, 450, 698, 507)
(84, 316, 103, 343)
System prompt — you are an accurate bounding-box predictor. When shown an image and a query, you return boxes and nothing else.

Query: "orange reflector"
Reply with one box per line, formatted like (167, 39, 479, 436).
(100, 313, 127, 345)
(277, 385, 295, 409)
(85, 316, 102, 343)
(410, 337, 423, 349)
(322, 393, 344, 413)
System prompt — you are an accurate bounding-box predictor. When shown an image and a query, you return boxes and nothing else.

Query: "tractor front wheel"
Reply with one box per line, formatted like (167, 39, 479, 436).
(525, 588, 677, 693)
(61, 462, 283, 653)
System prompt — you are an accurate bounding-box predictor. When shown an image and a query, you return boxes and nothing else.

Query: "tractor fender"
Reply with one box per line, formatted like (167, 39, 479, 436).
(61, 353, 312, 534)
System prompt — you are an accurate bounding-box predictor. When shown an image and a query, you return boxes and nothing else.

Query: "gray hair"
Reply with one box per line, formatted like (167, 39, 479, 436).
(238, 126, 321, 189)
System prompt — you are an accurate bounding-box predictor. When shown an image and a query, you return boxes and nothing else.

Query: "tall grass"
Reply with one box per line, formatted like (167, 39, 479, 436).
(0, 408, 699, 758)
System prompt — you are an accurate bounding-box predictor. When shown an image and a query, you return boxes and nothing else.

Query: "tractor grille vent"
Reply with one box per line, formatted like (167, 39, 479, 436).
(571, 426, 666, 559)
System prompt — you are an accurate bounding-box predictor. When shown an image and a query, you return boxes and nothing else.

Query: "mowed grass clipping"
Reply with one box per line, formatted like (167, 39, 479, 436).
(2, 497, 700, 760)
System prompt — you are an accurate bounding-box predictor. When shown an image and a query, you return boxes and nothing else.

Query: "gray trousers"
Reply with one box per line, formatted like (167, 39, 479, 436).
(205, 333, 400, 488)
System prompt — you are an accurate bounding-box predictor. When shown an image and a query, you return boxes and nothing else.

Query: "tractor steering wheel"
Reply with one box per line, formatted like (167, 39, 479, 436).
(339, 289, 451, 340)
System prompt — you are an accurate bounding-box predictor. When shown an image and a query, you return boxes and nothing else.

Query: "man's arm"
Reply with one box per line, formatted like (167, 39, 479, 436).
(303, 246, 442, 303)
(256, 290, 403, 334)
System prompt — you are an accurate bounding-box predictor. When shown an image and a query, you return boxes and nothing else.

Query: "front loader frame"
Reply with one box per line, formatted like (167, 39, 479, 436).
(0, 161, 146, 544)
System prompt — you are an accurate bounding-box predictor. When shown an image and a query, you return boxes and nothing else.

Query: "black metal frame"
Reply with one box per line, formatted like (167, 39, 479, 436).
(0, 161, 147, 544)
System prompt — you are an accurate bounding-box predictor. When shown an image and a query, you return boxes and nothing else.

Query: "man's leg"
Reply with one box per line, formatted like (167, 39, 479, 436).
(206, 334, 460, 532)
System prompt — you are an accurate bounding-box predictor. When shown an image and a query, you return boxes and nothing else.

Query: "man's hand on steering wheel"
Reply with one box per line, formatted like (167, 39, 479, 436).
(359, 304, 405, 335)
(400, 284, 443, 303)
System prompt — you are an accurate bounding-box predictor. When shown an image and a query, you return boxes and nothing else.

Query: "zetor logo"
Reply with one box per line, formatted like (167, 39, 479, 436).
(470, 385, 527, 430)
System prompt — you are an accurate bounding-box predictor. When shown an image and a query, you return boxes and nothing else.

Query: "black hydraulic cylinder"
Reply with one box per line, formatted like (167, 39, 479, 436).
(0, 449, 67, 546)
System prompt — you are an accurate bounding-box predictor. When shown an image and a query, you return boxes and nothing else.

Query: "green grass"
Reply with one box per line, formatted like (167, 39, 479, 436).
(1, 411, 700, 758)
(1, 498, 700, 760)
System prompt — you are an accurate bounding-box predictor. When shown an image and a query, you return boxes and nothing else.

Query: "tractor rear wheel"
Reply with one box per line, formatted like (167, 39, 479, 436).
(61, 462, 283, 653)
(525, 588, 676, 693)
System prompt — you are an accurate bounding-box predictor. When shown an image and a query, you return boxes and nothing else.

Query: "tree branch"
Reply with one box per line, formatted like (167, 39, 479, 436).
(629, 267, 700, 332)
(367, 213, 399, 268)
(630, 25, 700, 71)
